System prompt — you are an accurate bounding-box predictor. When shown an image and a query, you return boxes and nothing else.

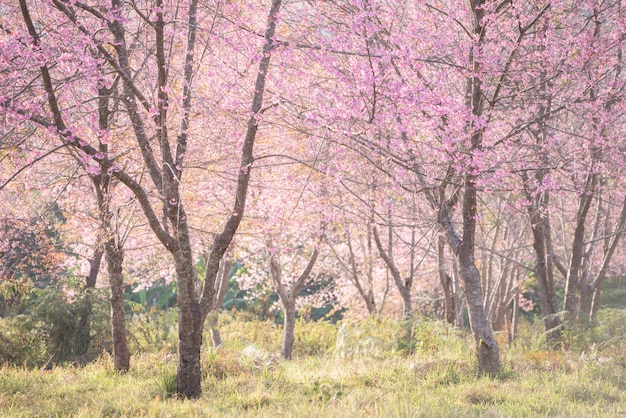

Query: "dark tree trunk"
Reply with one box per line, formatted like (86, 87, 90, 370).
(86, 247, 104, 289)
(456, 173, 499, 373)
(175, 245, 203, 399)
(177, 320, 202, 399)
(458, 253, 500, 373)
(75, 246, 104, 357)
(106, 242, 130, 372)
(524, 193, 562, 345)
(175, 0, 282, 397)
(282, 300, 297, 360)
(563, 185, 595, 317)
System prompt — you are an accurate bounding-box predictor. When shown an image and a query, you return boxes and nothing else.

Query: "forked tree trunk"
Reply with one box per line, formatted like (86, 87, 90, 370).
(524, 197, 562, 346)
(373, 226, 412, 317)
(444, 0, 499, 374)
(175, 0, 282, 398)
(269, 240, 319, 360)
(563, 183, 595, 317)
(328, 221, 379, 315)
(436, 173, 500, 373)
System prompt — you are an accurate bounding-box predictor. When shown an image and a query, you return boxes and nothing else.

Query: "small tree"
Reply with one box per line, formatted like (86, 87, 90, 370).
(267, 235, 321, 360)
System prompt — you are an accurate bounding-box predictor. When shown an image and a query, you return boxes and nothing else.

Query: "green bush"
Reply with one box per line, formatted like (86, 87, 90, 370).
(126, 307, 178, 354)
(563, 308, 626, 353)
(0, 286, 110, 367)
(334, 316, 465, 359)
(294, 319, 337, 357)
(215, 311, 282, 353)
(334, 316, 403, 359)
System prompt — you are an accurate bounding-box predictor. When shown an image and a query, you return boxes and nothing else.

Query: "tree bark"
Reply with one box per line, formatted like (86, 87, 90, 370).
(435, 170, 500, 373)
(441, 0, 499, 374)
(210, 255, 232, 348)
(106, 240, 130, 372)
(585, 197, 626, 320)
(175, 246, 203, 399)
(328, 222, 378, 315)
(269, 239, 319, 360)
(177, 317, 202, 399)
(438, 236, 456, 324)
(373, 226, 412, 317)
(563, 179, 595, 317)
(454, 174, 500, 373)
(282, 300, 297, 360)
(75, 244, 104, 358)
(522, 178, 562, 345)
(177, 0, 283, 397)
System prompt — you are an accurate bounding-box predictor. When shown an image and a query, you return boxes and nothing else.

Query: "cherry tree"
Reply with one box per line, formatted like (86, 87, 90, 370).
(2, 0, 286, 398)
(327, 212, 389, 316)
(266, 234, 321, 359)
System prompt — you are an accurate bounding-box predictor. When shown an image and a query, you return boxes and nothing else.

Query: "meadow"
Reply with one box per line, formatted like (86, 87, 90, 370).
(1, 310, 625, 417)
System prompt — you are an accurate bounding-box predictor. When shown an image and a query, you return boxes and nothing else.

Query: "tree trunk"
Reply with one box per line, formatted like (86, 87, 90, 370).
(373, 226, 412, 317)
(458, 246, 500, 373)
(175, 246, 203, 399)
(527, 210, 562, 344)
(209, 312, 223, 348)
(75, 246, 104, 357)
(209, 255, 231, 348)
(438, 236, 456, 324)
(437, 174, 500, 373)
(578, 280, 593, 322)
(585, 197, 626, 320)
(589, 282, 604, 321)
(443, 0, 499, 374)
(106, 242, 130, 372)
(282, 299, 296, 360)
(563, 187, 595, 317)
(176, 0, 282, 397)
(177, 325, 202, 399)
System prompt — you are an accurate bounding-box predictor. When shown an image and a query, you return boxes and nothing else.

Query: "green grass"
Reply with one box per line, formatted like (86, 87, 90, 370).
(1, 313, 625, 417)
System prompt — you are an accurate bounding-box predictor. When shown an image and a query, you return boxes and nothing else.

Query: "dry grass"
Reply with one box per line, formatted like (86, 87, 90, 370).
(1, 314, 625, 417)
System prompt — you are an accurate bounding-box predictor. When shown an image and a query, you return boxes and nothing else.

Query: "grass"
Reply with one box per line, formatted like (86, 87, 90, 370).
(1, 313, 625, 417)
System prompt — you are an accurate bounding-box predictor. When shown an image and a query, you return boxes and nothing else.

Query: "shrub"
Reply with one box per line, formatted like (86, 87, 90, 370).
(0, 286, 110, 367)
(126, 307, 178, 354)
(294, 319, 337, 357)
(334, 316, 465, 359)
